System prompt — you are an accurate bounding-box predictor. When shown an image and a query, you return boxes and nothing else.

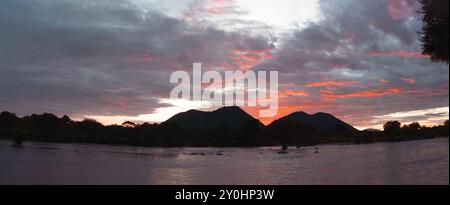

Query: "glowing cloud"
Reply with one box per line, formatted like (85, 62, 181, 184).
(322, 88, 403, 99)
(386, 0, 416, 20)
(305, 81, 357, 88)
(401, 77, 417, 84)
(372, 106, 449, 127)
(368, 51, 430, 59)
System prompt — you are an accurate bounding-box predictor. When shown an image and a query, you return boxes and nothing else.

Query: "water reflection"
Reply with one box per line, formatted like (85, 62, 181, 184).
(0, 138, 448, 185)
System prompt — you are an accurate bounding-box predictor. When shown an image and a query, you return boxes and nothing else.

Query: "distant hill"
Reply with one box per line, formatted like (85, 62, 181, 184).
(164, 106, 264, 129)
(363, 128, 381, 132)
(269, 111, 358, 132)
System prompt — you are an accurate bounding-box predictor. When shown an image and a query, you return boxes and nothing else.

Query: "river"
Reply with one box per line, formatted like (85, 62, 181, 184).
(0, 138, 448, 185)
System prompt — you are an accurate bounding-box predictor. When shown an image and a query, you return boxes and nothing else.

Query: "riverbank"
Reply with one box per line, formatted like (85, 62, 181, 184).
(1, 135, 448, 149)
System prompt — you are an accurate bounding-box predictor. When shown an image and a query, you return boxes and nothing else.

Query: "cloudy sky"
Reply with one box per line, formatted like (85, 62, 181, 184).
(0, 0, 448, 129)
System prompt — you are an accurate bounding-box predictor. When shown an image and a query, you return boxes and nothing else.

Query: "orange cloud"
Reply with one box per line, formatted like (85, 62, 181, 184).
(322, 88, 403, 99)
(368, 51, 430, 59)
(228, 49, 273, 70)
(279, 90, 310, 98)
(305, 81, 357, 88)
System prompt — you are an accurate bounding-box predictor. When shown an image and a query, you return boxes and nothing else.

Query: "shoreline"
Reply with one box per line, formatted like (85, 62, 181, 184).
(1, 135, 448, 149)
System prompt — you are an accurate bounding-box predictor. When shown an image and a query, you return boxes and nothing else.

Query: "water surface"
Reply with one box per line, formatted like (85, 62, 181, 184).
(0, 138, 448, 185)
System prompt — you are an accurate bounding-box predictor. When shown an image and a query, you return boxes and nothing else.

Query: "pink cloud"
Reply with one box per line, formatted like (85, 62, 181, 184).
(379, 78, 389, 84)
(401, 77, 416, 84)
(386, 0, 417, 21)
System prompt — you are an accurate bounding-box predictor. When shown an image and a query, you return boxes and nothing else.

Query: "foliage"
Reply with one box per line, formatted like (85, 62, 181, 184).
(419, 0, 449, 64)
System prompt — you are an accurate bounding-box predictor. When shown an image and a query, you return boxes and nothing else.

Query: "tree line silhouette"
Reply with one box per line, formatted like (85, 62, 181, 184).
(0, 111, 448, 147)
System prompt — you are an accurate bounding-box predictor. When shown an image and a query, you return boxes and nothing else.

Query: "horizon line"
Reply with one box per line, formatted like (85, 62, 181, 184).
(2, 106, 449, 131)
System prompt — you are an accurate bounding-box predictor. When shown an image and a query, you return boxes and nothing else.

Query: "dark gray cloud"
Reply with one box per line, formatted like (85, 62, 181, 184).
(0, 0, 273, 117)
(252, 0, 448, 127)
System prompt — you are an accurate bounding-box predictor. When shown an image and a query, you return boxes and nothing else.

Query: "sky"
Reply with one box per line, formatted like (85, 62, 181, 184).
(0, 0, 448, 130)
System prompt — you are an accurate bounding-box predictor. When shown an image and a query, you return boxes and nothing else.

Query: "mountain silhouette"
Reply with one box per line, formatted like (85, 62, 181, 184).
(165, 106, 264, 129)
(270, 111, 357, 132)
(1, 110, 447, 147)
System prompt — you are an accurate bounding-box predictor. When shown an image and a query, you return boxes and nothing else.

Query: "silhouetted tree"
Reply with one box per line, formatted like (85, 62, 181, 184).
(407, 122, 421, 131)
(122, 121, 136, 128)
(75, 119, 102, 138)
(29, 113, 64, 134)
(402, 122, 421, 136)
(383, 121, 402, 136)
(61, 115, 73, 124)
(419, 0, 449, 64)
(0, 111, 18, 131)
